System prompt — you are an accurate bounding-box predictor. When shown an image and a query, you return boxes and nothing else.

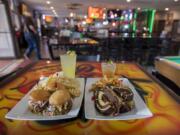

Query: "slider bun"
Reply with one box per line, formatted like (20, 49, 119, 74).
(29, 90, 50, 102)
(49, 90, 71, 106)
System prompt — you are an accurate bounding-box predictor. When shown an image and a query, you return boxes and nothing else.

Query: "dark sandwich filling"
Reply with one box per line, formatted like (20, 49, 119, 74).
(28, 100, 48, 114)
(43, 100, 72, 116)
(94, 85, 135, 116)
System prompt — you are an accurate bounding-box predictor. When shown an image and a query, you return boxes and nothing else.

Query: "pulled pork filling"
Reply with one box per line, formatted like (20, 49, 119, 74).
(43, 101, 72, 116)
(28, 100, 48, 114)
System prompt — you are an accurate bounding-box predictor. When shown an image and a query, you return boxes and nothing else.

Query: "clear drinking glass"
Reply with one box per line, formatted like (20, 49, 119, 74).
(60, 53, 77, 78)
(101, 62, 116, 78)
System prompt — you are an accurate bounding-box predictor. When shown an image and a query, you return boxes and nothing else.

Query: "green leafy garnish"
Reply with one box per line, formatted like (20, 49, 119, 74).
(67, 50, 76, 56)
(107, 60, 113, 64)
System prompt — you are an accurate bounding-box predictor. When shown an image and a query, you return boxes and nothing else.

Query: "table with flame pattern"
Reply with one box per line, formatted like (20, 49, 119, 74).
(0, 61, 179, 135)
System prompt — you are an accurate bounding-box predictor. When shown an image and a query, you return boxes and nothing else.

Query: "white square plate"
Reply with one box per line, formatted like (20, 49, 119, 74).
(5, 78, 85, 121)
(85, 78, 153, 120)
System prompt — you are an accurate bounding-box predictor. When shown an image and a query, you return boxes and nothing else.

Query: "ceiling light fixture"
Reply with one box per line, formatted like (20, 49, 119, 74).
(174, 0, 179, 2)
(82, 21, 86, 25)
(112, 22, 116, 27)
(50, 6, 54, 9)
(137, 7, 141, 10)
(70, 12, 74, 17)
(165, 8, 169, 11)
(114, 13, 117, 17)
(103, 20, 108, 25)
(126, 0, 131, 3)
(46, 1, 51, 4)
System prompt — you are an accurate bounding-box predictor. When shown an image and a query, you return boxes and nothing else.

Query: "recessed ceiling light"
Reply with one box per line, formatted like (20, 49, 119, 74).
(46, 1, 51, 4)
(112, 22, 116, 27)
(70, 12, 74, 17)
(50, 6, 54, 9)
(137, 7, 141, 10)
(174, 0, 179, 2)
(165, 7, 169, 11)
(126, 0, 131, 2)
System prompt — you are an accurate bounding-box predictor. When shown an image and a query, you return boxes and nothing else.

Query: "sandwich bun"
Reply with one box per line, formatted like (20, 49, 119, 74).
(49, 90, 71, 106)
(29, 90, 50, 102)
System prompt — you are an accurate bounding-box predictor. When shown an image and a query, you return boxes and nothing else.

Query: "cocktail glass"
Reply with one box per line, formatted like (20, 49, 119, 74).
(60, 53, 77, 78)
(101, 62, 116, 78)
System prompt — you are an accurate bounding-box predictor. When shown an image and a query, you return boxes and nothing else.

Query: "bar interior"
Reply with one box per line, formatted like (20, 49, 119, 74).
(0, 0, 180, 135)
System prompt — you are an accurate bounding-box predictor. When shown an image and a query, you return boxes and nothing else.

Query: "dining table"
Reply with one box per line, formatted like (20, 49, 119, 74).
(0, 60, 180, 135)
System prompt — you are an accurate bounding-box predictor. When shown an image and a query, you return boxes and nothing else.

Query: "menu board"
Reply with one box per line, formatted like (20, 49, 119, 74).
(88, 6, 104, 19)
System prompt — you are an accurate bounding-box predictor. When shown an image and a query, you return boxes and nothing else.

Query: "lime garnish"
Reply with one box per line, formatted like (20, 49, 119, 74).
(67, 51, 76, 56)
(107, 60, 113, 64)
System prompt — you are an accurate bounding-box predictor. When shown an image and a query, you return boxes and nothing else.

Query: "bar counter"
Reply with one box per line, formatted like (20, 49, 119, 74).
(0, 61, 180, 135)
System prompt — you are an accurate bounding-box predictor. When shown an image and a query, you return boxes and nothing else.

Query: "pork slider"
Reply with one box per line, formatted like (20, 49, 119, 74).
(28, 90, 50, 114)
(44, 90, 72, 116)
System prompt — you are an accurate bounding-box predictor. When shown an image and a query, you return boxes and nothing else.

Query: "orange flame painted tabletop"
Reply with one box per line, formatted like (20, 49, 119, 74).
(0, 61, 180, 135)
